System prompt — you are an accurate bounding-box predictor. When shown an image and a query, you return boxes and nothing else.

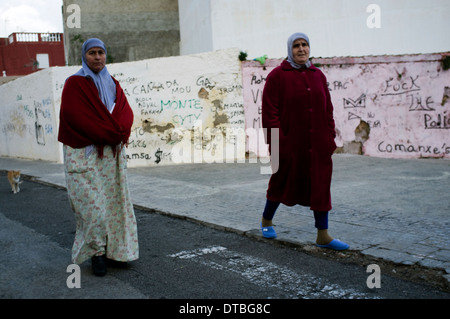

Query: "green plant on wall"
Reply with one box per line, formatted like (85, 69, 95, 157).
(106, 54, 114, 64)
(70, 34, 84, 65)
(71, 34, 84, 45)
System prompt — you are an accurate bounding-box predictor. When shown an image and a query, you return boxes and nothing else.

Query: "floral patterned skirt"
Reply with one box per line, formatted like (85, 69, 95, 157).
(63, 145, 139, 264)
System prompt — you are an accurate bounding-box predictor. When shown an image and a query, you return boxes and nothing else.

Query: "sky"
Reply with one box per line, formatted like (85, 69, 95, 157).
(0, 0, 63, 37)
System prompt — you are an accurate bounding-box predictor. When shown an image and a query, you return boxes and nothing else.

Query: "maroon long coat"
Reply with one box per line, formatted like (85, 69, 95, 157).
(262, 60, 336, 211)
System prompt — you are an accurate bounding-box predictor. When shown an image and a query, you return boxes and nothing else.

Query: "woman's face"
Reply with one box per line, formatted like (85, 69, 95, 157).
(85, 47, 106, 73)
(292, 38, 310, 65)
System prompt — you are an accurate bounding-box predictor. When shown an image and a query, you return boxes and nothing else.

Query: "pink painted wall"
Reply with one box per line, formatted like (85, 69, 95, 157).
(242, 53, 450, 159)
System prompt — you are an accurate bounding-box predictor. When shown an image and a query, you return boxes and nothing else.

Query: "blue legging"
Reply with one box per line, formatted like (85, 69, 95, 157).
(262, 199, 328, 229)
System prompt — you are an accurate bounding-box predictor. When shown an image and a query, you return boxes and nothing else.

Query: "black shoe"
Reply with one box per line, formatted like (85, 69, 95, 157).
(91, 255, 107, 276)
(106, 257, 128, 268)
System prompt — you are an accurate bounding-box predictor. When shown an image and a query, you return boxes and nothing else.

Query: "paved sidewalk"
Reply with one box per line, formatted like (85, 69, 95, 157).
(1, 154, 449, 284)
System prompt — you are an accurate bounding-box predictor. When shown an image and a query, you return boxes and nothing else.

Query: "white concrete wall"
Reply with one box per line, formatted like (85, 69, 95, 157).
(0, 48, 245, 167)
(0, 66, 77, 163)
(2, 49, 449, 164)
(179, 0, 450, 59)
(319, 54, 450, 159)
(107, 48, 245, 167)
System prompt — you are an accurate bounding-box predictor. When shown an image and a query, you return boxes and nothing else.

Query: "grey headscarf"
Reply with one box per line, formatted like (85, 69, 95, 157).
(287, 32, 311, 69)
(74, 38, 116, 112)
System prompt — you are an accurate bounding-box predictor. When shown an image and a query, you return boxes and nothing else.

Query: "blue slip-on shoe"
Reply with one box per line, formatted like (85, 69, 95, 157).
(316, 239, 349, 251)
(261, 223, 277, 239)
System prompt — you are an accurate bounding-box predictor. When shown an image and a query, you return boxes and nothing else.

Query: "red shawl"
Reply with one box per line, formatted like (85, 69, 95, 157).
(58, 75, 133, 157)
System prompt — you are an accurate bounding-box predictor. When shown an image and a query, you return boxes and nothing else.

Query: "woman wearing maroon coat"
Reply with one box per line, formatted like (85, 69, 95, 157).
(260, 32, 349, 251)
(59, 38, 139, 276)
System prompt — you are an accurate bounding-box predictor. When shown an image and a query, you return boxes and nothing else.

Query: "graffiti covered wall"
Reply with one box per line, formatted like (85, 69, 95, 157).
(106, 48, 245, 166)
(1, 50, 449, 164)
(0, 67, 75, 162)
(242, 53, 450, 159)
(0, 48, 245, 166)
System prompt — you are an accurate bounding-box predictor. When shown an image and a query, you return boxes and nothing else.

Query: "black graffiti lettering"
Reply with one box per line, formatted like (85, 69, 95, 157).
(196, 76, 215, 89)
(377, 141, 443, 155)
(382, 75, 421, 96)
(443, 143, 450, 154)
(333, 80, 348, 90)
(126, 153, 151, 160)
(128, 139, 147, 148)
(251, 89, 261, 104)
(410, 75, 420, 90)
(408, 94, 435, 111)
(424, 112, 450, 129)
(250, 75, 266, 85)
(154, 148, 163, 164)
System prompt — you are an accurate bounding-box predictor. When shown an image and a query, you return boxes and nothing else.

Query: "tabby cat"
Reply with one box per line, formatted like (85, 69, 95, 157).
(7, 170, 22, 194)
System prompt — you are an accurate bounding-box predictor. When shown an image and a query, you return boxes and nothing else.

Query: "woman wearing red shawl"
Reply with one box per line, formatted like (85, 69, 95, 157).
(260, 33, 349, 251)
(58, 38, 138, 276)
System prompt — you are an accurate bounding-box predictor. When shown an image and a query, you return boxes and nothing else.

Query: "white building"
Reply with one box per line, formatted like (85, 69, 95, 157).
(178, 0, 450, 59)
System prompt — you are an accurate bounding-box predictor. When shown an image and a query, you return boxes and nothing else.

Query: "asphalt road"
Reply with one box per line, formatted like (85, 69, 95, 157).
(1, 173, 449, 306)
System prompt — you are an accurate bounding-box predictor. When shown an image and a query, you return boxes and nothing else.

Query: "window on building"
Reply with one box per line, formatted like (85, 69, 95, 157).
(36, 54, 50, 69)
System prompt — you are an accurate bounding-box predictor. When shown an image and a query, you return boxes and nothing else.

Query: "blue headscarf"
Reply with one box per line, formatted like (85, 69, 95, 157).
(74, 38, 116, 112)
(287, 32, 311, 69)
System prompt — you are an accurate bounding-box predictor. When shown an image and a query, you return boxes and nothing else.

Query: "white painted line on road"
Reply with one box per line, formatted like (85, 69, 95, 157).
(168, 246, 378, 299)
(168, 245, 227, 259)
(392, 171, 450, 181)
